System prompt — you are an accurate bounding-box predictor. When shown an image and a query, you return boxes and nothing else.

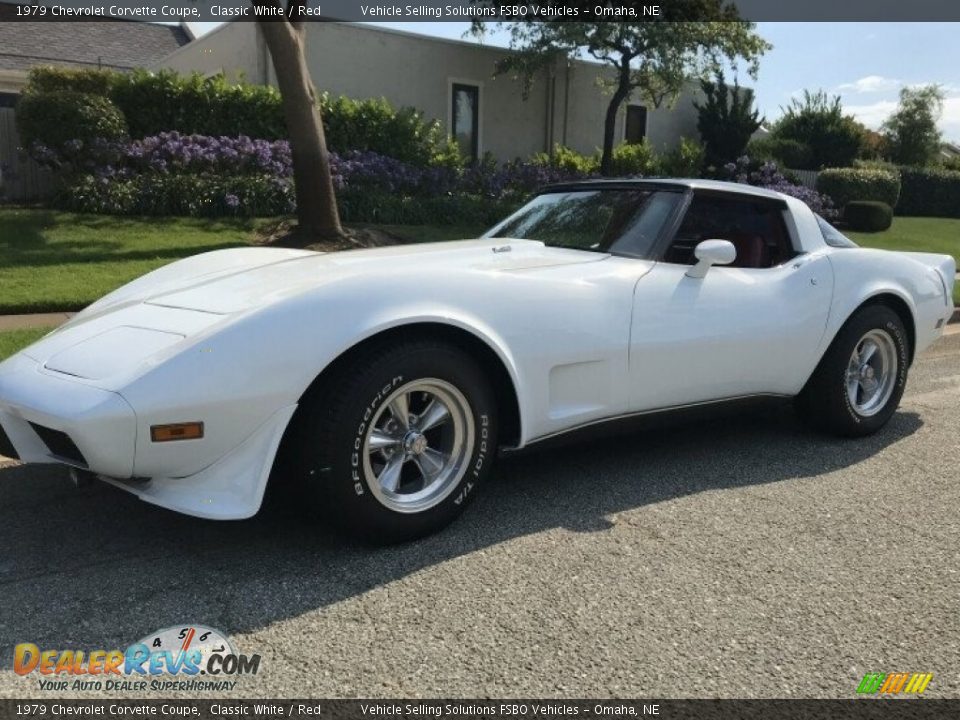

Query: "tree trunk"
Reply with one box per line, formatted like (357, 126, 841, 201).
(600, 63, 633, 177)
(258, 21, 344, 242)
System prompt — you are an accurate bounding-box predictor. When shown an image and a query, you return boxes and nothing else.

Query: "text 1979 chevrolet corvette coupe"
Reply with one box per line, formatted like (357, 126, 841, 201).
(0, 180, 955, 542)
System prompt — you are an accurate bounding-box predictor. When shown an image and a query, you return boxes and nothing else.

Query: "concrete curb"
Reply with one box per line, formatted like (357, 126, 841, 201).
(0, 312, 73, 331)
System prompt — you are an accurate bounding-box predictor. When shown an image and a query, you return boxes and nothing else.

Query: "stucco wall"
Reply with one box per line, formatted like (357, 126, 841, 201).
(301, 23, 551, 161)
(158, 21, 264, 83)
(152, 22, 704, 161)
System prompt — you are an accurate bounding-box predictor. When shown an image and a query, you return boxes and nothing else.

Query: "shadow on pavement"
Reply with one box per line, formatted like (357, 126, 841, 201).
(0, 403, 922, 651)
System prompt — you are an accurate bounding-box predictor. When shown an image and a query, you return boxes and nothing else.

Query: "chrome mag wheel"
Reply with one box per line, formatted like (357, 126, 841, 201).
(362, 379, 474, 514)
(845, 329, 898, 417)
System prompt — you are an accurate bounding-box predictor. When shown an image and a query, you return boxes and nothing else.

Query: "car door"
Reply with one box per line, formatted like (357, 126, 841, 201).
(628, 191, 834, 411)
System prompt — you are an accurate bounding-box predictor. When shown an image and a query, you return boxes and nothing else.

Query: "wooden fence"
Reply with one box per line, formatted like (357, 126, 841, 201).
(0, 107, 53, 202)
(787, 168, 819, 190)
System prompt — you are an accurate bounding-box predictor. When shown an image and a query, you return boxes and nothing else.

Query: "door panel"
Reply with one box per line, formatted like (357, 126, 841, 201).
(629, 254, 833, 410)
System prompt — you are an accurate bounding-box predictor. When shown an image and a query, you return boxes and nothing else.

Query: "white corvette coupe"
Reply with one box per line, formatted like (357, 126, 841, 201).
(0, 180, 955, 542)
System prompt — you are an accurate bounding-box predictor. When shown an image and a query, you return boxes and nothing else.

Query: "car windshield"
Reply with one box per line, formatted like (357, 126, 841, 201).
(484, 188, 683, 257)
(816, 215, 859, 248)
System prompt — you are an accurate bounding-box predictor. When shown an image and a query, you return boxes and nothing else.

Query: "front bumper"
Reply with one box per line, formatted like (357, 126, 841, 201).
(0, 352, 297, 520)
(0, 353, 136, 477)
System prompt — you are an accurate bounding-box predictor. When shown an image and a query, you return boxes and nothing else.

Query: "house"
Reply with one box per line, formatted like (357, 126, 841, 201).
(0, 2, 191, 103)
(152, 22, 706, 162)
(0, 2, 191, 199)
(941, 142, 960, 162)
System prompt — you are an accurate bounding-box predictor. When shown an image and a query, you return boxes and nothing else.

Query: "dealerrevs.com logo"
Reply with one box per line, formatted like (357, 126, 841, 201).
(14, 625, 261, 693)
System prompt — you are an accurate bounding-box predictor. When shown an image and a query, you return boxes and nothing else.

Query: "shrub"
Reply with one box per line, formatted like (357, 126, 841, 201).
(51, 133, 566, 221)
(942, 156, 960, 173)
(816, 167, 901, 209)
(16, 91, 127, 169)
(745, 137, 812, 169)
(659, 137, 705, 178)
(58, 172, 294, 217)
(896, 166, 960, 218)
(852, 158, 899, 172)
(122, 132, 292, 178)
(320, 93, 460, 167)
(21, 67, 458, 166)
(27, 66, 115, 96)
(532, 145, 599, 174)
(57, 173, 518, 224)
(844, 201, 893, 232)
(609, 140, 659, 176)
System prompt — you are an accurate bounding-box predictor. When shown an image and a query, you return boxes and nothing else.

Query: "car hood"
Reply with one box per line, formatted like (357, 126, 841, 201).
(11, 240, 607, 387)
(129, 239, 607, 315)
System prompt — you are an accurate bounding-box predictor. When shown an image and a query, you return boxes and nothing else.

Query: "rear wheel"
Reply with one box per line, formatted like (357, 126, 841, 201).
(287, 339, 498, 543)
(795, 304, 909, 437)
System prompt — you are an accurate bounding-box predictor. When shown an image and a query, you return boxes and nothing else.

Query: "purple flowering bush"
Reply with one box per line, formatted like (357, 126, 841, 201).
(721, 156, 837, 218)
(123, 133, 293, 178)
(50, 133, 834, 223)
(60, 172, 296, 217)
(53, 132, 592, 219)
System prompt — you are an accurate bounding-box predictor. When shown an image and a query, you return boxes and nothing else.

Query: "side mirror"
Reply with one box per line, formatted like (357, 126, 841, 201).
(686, 239, 736, 279)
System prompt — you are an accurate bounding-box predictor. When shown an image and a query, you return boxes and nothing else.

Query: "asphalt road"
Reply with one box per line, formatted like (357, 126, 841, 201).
(1, 331, 958, 700)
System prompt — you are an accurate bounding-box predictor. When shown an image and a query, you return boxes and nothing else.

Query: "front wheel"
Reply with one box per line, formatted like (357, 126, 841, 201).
(795, 304, 909, 437)
(288, 338, 498, 544)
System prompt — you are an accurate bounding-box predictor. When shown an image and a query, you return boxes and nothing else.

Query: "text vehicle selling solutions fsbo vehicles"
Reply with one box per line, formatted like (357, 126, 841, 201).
(0, 180, 954, 542)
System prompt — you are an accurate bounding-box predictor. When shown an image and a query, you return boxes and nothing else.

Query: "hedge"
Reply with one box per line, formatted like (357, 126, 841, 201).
(20, 67, 459, 167)
(815, 167, 901, 210)
(844, 201, 893, 232)
(57, 173, 295, 217)
(532, 138, 705, 178)
(16, 91, 127, 161)
(56, 173, 518, 225)
(896, 166, 960, 218)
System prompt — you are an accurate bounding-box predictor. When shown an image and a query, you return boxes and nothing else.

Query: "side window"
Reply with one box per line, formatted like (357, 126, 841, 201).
(625, 105, 647, 144)
(663, 194, 795, 269)
(451, 83, 480, 162)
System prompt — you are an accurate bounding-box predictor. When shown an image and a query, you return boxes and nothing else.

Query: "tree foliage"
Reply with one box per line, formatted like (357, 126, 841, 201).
(473, 1, 770, 175)
(769, 90, 864, 170)
(883, 85, 944, 167)
(694, 69, 761, 168)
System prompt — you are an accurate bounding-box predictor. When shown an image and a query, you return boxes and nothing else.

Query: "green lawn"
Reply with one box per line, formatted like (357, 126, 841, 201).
(847, 216, 960, 304)
(847, 216, 960, 262)
(0, 208, 485, 314)
(0, 327, 55, 361)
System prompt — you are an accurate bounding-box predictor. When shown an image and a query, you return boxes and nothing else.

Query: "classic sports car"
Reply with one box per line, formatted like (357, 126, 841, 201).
(0, 180, 955, 542)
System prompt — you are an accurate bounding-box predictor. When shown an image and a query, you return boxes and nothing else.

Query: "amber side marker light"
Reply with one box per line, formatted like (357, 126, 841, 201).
(151, 422, 204, 442)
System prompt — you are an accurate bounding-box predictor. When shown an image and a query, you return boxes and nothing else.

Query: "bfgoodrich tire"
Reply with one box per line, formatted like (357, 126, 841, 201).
(795, 304, 909, 437)
(287, 338, 498, 544)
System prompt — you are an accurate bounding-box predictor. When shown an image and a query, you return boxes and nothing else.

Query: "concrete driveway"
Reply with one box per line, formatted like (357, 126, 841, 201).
(1, 332, 958, 699)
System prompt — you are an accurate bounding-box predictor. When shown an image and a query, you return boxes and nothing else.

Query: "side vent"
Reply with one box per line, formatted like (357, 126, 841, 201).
(28, 423, 87, 468)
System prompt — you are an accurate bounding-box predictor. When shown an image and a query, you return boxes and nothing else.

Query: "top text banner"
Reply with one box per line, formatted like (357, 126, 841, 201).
(4, 0, 960, 22)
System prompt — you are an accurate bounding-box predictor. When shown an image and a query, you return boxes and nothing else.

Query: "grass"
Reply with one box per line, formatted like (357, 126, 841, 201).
(847, 216, 960, 304)
(0, 327, 55, 361)
(0, 208, 486, 314)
